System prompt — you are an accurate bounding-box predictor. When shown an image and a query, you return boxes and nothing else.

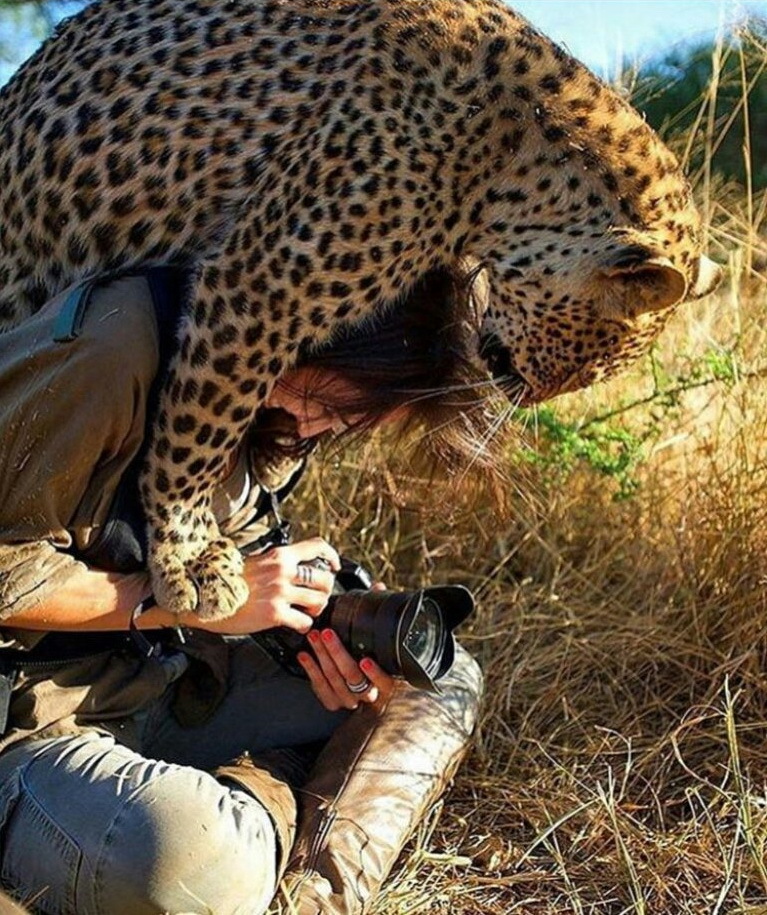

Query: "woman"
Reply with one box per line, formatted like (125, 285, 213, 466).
(0, 266, 491, 914)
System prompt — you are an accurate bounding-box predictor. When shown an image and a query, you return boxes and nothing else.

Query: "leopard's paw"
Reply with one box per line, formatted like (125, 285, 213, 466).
(189, 538, 248, 621)
(148, 548, 203, 618)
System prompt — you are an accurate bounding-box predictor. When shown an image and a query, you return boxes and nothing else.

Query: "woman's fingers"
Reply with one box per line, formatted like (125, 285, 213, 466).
(292, 563, 336, 597)
(300, 629, 383, 710)
(357, 656, 396, 706)
(241, 536, 342, 632)
(356, 656, 391, 693)
(284, 537, 341, 571)
(313, 629, 378, 705)
(297, 650, 347, 710)
(285, 580, 333, 613)
(274, 605, 316, 633)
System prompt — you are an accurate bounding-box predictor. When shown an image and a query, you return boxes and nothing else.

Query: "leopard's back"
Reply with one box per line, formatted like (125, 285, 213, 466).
(0, 0, 718, 406)
(0, 0, 335, 323)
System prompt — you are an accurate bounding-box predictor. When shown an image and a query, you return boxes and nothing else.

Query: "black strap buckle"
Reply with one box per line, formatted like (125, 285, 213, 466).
(129, 594, 164, 659)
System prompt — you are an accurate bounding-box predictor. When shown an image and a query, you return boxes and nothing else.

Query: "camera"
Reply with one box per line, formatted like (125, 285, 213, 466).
(248, 538, 474, 692)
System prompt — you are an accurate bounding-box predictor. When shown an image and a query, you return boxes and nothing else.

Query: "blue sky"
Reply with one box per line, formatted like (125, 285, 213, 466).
(1, 1, 766, 84)
(514, 1, 767, 75)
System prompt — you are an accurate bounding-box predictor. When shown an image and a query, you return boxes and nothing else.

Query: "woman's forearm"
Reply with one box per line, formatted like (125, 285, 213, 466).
(2, 564, 191, 632)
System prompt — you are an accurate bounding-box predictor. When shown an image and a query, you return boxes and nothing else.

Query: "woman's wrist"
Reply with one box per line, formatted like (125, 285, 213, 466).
(131, 594, 216, 633)
(132, 591, 249, 635)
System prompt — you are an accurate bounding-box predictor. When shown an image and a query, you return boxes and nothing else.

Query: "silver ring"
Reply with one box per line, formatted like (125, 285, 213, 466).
(297, 564, 314, 585)
(346, 677, 371, 694)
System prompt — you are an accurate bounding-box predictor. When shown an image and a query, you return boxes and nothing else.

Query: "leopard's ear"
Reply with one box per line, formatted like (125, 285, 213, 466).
(689, 254, 723, 301)
(600, 243, 687, 318)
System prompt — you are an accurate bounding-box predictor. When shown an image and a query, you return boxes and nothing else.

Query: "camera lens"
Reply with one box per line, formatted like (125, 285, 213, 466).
(322, 586, 473, 691)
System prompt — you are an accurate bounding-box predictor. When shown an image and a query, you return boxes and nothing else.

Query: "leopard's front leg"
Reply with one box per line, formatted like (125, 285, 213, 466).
(139, 296, 273, 621)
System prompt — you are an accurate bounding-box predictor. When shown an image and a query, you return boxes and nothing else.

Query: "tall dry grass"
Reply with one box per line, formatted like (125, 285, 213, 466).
(285, 31, 767, 915)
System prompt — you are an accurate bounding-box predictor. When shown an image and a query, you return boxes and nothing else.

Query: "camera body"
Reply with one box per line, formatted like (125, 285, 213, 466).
(252, 551, 474, 693)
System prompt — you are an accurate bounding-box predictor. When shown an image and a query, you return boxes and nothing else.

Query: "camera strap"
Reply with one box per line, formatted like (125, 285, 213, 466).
(240, 490, 293, 557)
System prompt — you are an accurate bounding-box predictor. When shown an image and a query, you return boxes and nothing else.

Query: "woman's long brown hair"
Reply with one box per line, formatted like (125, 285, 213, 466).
(251, 266, 509, 477)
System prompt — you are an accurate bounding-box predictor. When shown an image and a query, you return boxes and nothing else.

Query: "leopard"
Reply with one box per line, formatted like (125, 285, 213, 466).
(0, 0, 721, 620)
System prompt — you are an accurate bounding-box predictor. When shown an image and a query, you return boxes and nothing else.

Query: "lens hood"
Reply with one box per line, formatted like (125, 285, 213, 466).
(420, 585, 475, 629)
(400, 585, 475, 691)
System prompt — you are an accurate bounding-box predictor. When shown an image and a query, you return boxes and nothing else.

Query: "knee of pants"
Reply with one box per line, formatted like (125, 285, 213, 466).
(452, 642, 485, 698)
(98, 766, 279, 915)
(438, 642, 485, 733)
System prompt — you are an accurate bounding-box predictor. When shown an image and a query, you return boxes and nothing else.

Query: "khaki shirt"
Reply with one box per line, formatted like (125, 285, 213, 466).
(0, 274, 302, 750)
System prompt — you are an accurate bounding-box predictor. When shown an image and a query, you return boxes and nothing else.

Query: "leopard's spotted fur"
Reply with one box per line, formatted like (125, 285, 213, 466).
(0, 0, 721, 618)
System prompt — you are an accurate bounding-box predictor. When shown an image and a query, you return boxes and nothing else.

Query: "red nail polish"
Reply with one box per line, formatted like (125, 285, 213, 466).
(297, 652, 310, 665)
(321, 629, 334, 643)
(360, 658, 373, 673)
(308, 630, 320, 644)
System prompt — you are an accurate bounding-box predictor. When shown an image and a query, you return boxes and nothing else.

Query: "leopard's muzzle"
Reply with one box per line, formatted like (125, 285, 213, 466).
(479, 332, 532, 405)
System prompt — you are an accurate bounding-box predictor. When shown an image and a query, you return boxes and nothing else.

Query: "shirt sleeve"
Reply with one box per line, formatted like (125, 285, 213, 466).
(0, 275, 160, 622)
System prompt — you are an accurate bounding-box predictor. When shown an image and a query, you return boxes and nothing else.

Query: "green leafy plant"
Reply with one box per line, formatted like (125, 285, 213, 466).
(518, 343, 748, 500)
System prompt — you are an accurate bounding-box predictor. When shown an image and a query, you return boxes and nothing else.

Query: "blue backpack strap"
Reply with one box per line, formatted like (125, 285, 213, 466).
(52, 267, 183, 351)
(52, 281, 97, 342)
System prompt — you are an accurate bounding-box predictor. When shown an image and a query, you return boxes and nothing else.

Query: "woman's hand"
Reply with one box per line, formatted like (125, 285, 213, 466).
(196, 536, 339, 636)
(297, 628, 396, 710)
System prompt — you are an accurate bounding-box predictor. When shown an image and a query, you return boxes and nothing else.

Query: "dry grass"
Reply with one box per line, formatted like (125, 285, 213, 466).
(285, 39, 767, 915)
